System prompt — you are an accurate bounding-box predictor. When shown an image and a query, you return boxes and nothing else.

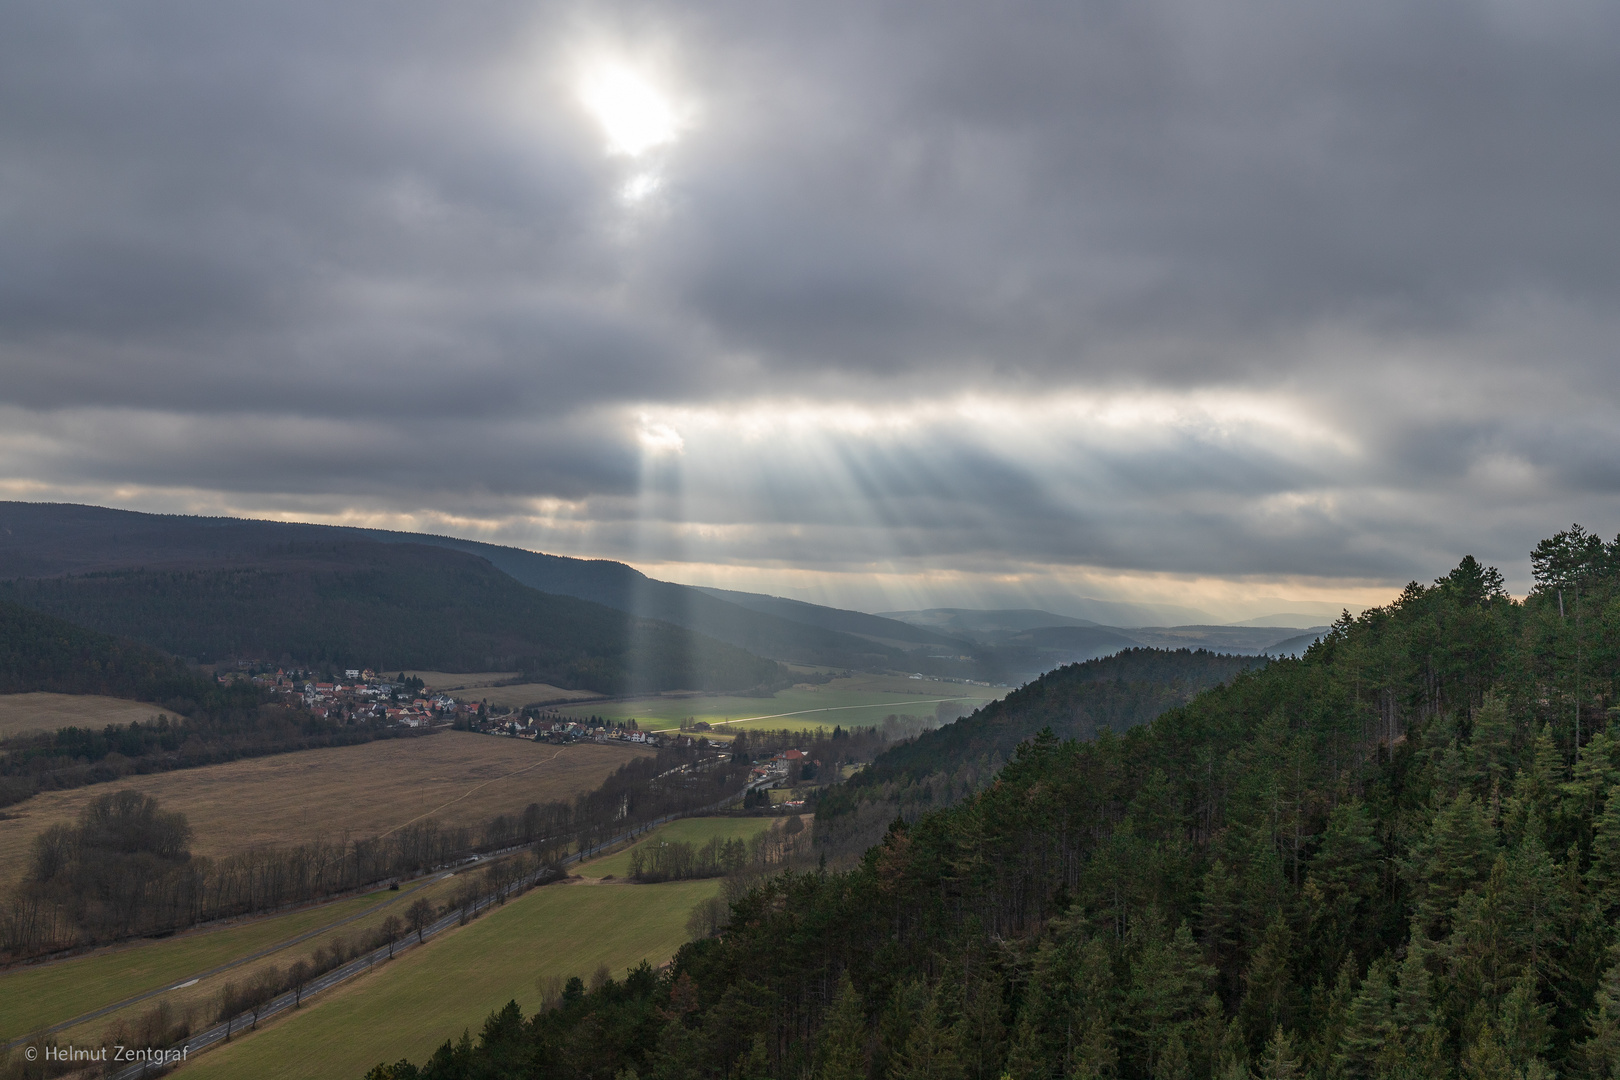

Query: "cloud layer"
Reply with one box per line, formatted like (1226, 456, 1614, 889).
(3, 0, 1618, 618)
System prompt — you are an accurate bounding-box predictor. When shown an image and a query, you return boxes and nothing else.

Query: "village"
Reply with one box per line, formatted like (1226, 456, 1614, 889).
(220, 665, 823, 803)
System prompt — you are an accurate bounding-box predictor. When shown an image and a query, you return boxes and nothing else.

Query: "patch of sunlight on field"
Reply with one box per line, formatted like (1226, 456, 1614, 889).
(554, 673, 1001, 733)
(179, 878, 721, 1080)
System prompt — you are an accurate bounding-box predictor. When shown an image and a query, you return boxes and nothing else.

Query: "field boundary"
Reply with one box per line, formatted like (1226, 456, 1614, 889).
(95, 797, 737, 1080)
(1, 875, 448, 1052)
(708, 697, 963, 727)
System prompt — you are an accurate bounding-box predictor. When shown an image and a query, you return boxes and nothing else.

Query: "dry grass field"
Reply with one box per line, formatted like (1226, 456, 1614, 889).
(0, 732, 648, 884)
(0, 692, 180, 739)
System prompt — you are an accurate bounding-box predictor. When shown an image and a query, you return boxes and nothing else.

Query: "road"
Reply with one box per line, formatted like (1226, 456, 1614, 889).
(95, 796, 743, 1080)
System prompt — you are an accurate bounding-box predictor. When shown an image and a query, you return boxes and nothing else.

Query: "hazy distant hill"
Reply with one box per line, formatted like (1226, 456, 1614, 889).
(0, 503, 924, 674)
(694, 587, 967, 647)
(884, 596, 1212, 628)
(1226, 611, 1339, 627)
(1123, 623, 1331, 653)
(880, 608, 1106, 637)
(417, 539, 914, 671)
(1264, 629, 1328, 656)
(0, 539, 781, 694)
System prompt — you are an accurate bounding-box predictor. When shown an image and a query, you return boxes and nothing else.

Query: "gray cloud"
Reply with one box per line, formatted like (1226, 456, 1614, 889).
(2, 0, 1619, 613)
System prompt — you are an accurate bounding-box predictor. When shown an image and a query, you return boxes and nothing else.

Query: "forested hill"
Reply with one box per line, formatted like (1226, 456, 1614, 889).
(0, 597, 214, 703)
(855, 648, 1264, 787)
(0, 541, 782, 695)
(0, 502, 931, 674)
(813, 648, 1264, 854)
(365, 529, 1620, 1080)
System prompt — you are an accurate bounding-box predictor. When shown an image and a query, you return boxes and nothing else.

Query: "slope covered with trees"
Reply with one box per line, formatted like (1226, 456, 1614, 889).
(0, 596, 212, 702)
(363, 528, 1620, 1080)
(0, 502, 932, 674)
(0, 541, 781, 694)
(814, 648, 1264, 857)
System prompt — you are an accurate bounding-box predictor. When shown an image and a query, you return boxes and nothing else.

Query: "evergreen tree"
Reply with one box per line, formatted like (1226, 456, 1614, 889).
(818, 973, 869, 1080)
(1407, 791, 1497, 938)
(891, 990, 964, 1080)
(1335, 956, 1393, 1080)
(1588, 783, 1620, 906)
(1122, 922, 1215, 1077)
(1578, 947, 1620, 1079)
(1255, 1027, 1303, 1080)
(1237, 916, 1295, 1047)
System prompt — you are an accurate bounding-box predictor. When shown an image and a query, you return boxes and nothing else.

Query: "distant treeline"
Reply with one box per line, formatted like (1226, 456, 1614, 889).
(0, 540, 784, 694)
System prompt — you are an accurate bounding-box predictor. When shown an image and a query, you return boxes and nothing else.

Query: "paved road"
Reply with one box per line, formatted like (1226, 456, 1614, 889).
(97, 802, 735, 1079)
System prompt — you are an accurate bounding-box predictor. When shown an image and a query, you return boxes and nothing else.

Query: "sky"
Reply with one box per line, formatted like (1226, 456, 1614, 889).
(2, 0, 1618, 623)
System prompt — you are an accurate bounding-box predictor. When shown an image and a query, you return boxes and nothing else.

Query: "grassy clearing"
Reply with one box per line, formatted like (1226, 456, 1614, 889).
(0, 888, 407, 1044)
(0, 733, 646, 884)
(581, 817, 776, 880)
(556, 673, 1002, 734)
(179, 877, 719, 1080)
(0, 692, 180, 740)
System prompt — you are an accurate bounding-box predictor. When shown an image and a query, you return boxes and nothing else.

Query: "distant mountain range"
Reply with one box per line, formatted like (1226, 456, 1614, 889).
(883, 607, 1328, 660)
(0, 503, 977, 686)
(0, 504, 1328, 690)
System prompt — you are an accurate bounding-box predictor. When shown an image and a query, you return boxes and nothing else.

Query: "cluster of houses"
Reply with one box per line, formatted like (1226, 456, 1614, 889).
(219, 669, 834, 789)
(751, 747, 820, 781)
(232, 667, 466, 728)
(480, 714, 661, 746)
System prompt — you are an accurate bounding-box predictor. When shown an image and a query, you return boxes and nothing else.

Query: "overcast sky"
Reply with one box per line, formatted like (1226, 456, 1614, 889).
(3, 0, 1618, 620)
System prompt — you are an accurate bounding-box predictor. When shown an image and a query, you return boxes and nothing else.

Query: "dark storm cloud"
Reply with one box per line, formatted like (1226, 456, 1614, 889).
(1, 0, 1618, 607)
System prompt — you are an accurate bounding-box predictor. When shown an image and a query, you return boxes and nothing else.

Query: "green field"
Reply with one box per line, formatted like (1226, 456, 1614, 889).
(557, 673, 1001, 734)
(180, 878, 721, 1080)
(582, 816, 775, 880)
(0, 887, 409, 1044)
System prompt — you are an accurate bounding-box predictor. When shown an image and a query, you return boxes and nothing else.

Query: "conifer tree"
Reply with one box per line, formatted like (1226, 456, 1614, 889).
(1580, 948, 1620, 1079)
(817, 972, 868, 1080)
(890, 989, 964, 1080)
(1335, 956, 1393, 1079)
(1588, 783, 1620, 905)
(1255, 1027, 1303, 1080)
(1497, 973, 1550, 1075)
(1393, 933, 1435, 1038)
(1238, 916, 1295, 1047)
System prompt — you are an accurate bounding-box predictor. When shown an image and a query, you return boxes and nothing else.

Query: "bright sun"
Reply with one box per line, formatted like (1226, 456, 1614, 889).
(577, 65, 678, 157)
